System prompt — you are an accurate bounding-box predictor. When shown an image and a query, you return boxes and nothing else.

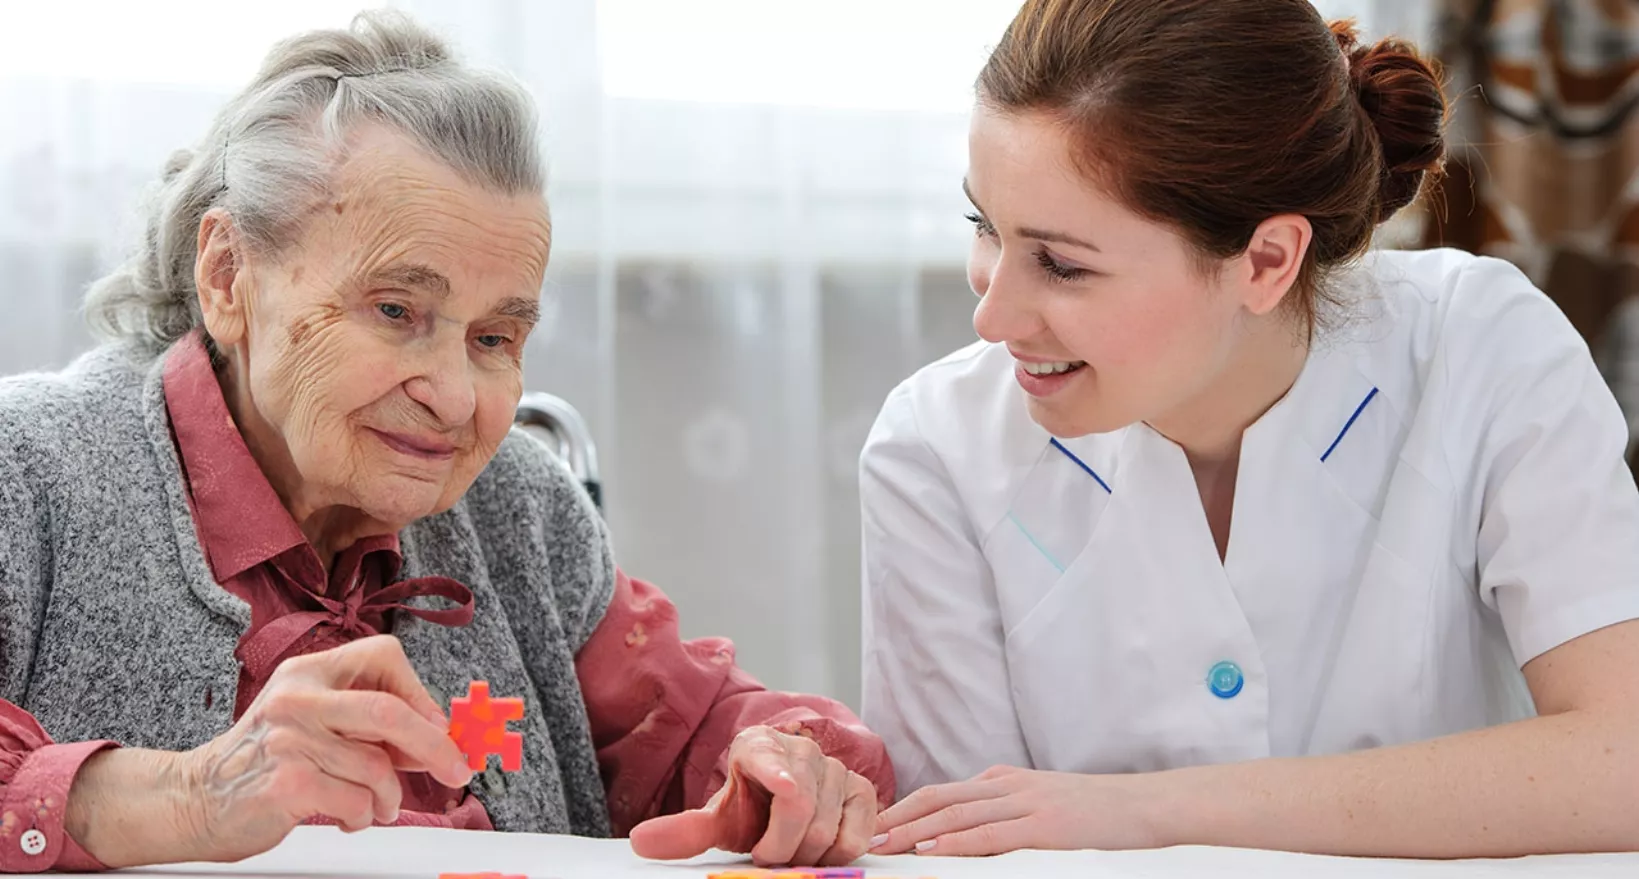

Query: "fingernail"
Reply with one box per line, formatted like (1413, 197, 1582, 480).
(869, 834, 889, 849)
(915, 839, 937, 853)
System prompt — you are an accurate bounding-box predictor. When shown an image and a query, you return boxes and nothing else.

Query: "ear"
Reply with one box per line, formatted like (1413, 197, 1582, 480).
(1237, 214, 1312, 317)
(194, 209, 249, 347)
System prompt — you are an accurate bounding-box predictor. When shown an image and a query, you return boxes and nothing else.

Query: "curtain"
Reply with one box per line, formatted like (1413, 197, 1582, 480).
(1422, 0, 1639, 467)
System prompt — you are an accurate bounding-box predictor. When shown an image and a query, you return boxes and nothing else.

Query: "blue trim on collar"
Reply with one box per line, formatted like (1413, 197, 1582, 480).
(1321, 387, 1379, 463)
(1006, 512, 1067, 573)
(1050, 438, 1112, 494)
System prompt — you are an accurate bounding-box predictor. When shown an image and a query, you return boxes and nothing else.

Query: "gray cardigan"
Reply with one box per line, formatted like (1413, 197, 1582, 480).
(0, 343, 617, 837)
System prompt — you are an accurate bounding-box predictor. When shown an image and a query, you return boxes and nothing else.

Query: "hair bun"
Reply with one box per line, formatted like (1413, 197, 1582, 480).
(1330, 20, 1448, 220)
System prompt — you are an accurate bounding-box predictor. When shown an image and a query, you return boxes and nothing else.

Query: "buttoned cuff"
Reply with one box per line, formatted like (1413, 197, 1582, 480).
(1, 741, 117, 873)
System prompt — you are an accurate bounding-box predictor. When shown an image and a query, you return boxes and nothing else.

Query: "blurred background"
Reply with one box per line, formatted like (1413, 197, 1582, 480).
(1, 0, 1634, 709)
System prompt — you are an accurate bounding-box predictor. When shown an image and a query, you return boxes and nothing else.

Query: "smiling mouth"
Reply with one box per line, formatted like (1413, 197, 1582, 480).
(1018, 359, 1086, 375)
(369, 428, 457, 460)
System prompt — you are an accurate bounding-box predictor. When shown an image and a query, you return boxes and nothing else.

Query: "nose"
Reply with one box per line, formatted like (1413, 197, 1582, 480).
(972, 256, 1044, 345)
(403, 336, 477, 427)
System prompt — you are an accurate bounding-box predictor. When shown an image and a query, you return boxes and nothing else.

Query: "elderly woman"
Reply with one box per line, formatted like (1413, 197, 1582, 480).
(0, 12, 891, 872)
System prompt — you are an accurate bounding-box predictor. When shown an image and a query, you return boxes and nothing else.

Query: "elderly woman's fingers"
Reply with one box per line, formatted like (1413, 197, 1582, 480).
(304, 735, 406, 825)
(280, 764, 379, 833)
(729, 728, 800, 797)
(176, 649, 466, 864)
(245, 715, 403, 827)
(789, 758, 846, 866)
(305, 635, 449, 728)
(627, 805, 722, 861)
(750, 769, 817, 867)
(260, 638, 469, 786)
(725, 729, 805, 865)
(302, 689, 472, 788)
(819, 772, 879, 866)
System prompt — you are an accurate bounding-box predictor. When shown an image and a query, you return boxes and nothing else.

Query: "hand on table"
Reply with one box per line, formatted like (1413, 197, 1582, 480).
(68, 635, 474, 867)
(628, 725, 879, 867)
(870, 765, 1163, 857)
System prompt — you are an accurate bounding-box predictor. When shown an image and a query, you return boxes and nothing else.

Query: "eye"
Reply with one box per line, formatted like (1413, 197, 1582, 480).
(376, 302, 411, 322)
(476, 334, 510, 349)
(1035, 248, 1089, 283)
(964, 212, 996, 238)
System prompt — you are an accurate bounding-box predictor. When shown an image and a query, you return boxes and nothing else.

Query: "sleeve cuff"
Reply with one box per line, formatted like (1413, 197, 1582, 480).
(1509, 591, 1639, 666)
(1, 740, 118, 873)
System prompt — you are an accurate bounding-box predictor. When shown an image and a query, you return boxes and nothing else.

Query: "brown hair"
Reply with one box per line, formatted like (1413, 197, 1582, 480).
(978, 0, 1448, 329)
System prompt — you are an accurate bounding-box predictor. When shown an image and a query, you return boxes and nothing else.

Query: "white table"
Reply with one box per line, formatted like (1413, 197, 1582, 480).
(95, 826, 1639, 879)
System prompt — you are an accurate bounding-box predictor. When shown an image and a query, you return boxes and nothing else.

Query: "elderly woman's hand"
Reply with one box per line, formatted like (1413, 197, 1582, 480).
(627, 725, 879, 867)
(66, 635, 473, 867)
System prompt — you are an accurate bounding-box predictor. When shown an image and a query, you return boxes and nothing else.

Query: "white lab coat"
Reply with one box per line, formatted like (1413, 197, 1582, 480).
(859, 248, 1639, 796)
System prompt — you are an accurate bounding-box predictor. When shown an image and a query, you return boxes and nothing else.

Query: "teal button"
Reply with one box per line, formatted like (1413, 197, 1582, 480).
(1208, 661, 1244, 699)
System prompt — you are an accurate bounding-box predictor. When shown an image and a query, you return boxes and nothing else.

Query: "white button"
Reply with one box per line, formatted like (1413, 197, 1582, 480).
(20, 829, 46, 856)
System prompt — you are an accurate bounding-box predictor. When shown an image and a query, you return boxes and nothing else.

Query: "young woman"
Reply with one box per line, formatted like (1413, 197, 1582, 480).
(860, 0, 1639, 860)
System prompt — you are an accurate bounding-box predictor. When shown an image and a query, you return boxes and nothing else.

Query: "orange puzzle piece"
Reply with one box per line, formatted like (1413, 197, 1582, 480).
(448, 681, 524, 772)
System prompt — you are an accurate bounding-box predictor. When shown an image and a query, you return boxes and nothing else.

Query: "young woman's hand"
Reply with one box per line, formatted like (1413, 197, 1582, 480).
(870, 765, 1165, 857)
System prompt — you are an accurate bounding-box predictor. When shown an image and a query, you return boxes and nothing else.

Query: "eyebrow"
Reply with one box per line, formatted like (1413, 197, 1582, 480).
(962, 178, 1102, 253)
(368, 264, 541, 326)
(495, 296, 541, 326)
(368, 264, 452, 299)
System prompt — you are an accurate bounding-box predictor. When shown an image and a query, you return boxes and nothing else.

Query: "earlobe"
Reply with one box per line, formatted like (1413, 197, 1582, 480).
(1243, 215, 1312, 316)
(195, 210, 248, 346)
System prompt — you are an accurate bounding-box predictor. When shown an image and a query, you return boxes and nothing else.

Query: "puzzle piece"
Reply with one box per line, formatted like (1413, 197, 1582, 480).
(706, 870, 869, 878)
(448, 680, 524, 772)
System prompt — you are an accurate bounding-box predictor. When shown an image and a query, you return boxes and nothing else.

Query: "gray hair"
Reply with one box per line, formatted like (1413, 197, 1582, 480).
(84, 9, 545, 353)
